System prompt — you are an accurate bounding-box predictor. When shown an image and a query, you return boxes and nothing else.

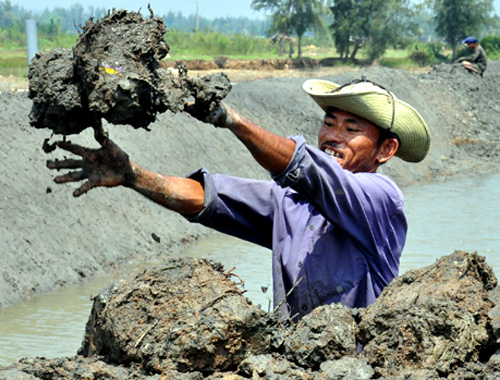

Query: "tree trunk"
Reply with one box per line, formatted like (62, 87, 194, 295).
(297, 35, 302, 58)
(279, 37, 285, 57)
(350, 40, 362, 61)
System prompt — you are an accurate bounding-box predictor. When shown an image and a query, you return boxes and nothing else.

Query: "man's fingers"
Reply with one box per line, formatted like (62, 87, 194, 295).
(56, 141, 88, 156)
(53, 170, 87, 184)
(73, 181, 93, 197)
(94, 125, 109, 147)
(47, 158, 83, 170)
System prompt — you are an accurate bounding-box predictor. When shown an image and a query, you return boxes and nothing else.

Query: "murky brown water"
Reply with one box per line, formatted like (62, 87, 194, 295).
(0, 172, 499, 366)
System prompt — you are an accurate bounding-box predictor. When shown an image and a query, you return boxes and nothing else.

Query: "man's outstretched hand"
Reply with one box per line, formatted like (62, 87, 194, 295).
(184, 100, 237, 129)
(205, 101, 236, 128)
(46, 127, 136, 197)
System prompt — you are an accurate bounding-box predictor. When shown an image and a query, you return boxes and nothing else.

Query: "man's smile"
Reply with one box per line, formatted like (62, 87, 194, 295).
(322, 145, 344, 160)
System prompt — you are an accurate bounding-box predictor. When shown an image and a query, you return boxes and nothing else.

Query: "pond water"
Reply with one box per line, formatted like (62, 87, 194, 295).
(0, 171, 499, 366)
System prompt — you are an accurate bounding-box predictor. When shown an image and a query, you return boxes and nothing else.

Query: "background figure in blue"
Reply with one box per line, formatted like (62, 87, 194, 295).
(47, 78, 431, 320)
(455, 36, 488, 76)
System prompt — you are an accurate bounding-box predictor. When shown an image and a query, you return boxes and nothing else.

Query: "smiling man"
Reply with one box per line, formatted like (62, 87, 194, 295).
(47, 78, 430, 320)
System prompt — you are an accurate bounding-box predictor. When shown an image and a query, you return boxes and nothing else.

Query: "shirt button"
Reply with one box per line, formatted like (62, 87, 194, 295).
(309, 224, 315, 231)
(302, 305, 308, 311)
(298, 261, 302, 267)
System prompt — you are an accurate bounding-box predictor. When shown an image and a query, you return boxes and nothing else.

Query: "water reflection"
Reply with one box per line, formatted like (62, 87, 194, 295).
(0, 172, 499, 366)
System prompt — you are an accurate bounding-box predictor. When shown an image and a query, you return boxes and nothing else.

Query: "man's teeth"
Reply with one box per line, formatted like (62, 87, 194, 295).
(325, 148, 342, 159)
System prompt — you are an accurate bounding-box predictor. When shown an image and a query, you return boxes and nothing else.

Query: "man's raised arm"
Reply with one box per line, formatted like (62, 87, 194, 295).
(209, 102, 296, 176)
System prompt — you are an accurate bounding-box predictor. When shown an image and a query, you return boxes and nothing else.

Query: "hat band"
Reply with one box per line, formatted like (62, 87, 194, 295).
(328, 76, 396, 131)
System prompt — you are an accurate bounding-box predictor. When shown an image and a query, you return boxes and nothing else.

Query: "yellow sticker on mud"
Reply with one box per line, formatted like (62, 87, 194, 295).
(98, 62, 123, 76)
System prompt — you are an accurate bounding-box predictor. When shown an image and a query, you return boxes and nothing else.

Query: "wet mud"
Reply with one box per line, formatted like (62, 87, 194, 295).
(2, 252, 500, 379)
(28, 8, 231, 135)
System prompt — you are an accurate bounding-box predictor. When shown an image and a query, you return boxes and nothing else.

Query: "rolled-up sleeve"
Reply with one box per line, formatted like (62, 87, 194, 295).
(183, 168, 276, 248)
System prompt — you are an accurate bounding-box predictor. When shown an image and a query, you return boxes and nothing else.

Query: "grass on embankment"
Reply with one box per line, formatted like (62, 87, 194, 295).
(0, 30, 434, 81)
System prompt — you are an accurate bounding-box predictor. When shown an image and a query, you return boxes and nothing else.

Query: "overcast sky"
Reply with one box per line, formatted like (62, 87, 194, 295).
(9, 0, 500, 20)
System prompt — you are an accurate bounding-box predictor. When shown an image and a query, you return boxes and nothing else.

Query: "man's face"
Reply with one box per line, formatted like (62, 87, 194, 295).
(467, 42, 477, 49)
(317, 108, 384, 173)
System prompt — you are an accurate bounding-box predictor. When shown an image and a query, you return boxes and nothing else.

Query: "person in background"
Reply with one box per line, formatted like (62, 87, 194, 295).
(455, 36, 487, 76)
(46, 78, 431, 320)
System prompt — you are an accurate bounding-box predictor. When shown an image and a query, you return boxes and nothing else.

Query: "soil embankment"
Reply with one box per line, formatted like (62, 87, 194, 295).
(2, 252, 500, 379)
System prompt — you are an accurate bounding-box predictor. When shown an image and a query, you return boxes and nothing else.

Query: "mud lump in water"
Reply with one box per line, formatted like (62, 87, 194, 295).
(27, 7, 231, 135)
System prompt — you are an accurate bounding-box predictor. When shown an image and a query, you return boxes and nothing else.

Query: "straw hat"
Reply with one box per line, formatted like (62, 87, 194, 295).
(303, 78, 431, 163)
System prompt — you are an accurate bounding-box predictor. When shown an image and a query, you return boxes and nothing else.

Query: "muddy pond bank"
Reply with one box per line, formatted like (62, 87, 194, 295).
(2, 251, 500, 379)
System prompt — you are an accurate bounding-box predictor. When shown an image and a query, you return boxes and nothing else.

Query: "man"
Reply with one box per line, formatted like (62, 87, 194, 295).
(456, 36, 487, 76)
(47, 78, 431, 320)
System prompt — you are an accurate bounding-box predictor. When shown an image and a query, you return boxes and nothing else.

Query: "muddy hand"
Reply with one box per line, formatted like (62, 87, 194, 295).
(46, 130, 135, 197)
(206, 101, 235, 128)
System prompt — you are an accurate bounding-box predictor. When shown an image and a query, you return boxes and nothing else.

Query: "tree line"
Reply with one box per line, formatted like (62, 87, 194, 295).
(0, 1, 270, 37)
(1, 0, 499, 61)
(251, 0, 498, 61)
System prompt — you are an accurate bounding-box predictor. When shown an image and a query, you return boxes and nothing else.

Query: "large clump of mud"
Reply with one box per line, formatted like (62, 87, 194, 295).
(79, 257, 278, 374)
(28, 8, 231, 135)
(358, 251, 498, 378)
(66, 252, 500, 378)
(3, 251, 500, 379)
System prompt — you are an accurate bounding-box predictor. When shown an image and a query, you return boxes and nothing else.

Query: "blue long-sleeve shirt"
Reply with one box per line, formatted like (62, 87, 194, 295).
(185, 135, 406, 319)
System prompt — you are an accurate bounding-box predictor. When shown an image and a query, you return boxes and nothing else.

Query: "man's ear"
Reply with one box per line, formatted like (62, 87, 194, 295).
(377, 138, 399, 164)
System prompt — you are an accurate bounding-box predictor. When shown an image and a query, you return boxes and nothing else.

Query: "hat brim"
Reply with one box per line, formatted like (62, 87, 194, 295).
(303, 79, 431, 163)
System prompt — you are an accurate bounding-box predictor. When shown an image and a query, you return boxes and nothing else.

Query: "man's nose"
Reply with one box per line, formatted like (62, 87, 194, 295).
(325, 126, 343, 142)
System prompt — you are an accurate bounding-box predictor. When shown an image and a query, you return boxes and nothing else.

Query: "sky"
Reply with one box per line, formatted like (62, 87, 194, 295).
(9, 0, 500, 20)
(10, 0, 268, 20)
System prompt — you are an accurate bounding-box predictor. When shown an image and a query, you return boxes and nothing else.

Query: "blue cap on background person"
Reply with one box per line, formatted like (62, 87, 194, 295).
(462, 37, 478, 44)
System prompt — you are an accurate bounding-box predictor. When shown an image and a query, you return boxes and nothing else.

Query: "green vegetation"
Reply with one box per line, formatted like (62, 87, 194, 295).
(166, 30, 275, 57)
(252, 0, 330, 58)
(429, 0, 494, 60)
(406, 42, 449, 67)
(0, 49, 28, 77)
(479, 35, 500, 59)
(330, 0, 417, 62)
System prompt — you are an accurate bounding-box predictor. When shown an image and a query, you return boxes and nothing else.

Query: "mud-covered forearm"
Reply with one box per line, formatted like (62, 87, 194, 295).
(127, 163, 205, 215)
